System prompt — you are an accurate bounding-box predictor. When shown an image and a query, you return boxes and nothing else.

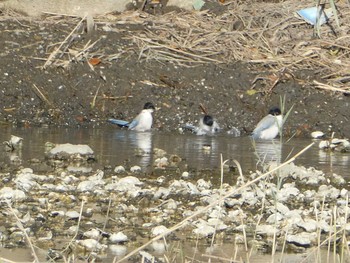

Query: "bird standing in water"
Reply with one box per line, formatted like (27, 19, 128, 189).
(108, 102, 155, 132)
(184, 115, 220, 135)
(251, 106, 283, 140)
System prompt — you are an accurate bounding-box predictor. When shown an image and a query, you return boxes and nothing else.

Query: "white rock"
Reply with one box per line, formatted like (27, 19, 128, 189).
(83, 229, 100, 240)
(286, 232, 317, 247)
(0, 187, 26, 202)
(66, 211, 80, 219)
(68, 225, 78, 235)
(340, 188, 349, 198)
(296, 219, 318, 232)
(49, 143, 93, 155)
(161, 199, 178, 210)
(77, 239, 106, 251)
(332, 174, 346, 185)
(109, 245, 127, 256)
(50, 211, 65, 217)
(316, 185, 340, 200)
(109, 232, 128, 243)
(118, 176, 143, 186)
(227, 210, 247, 223)
(193, 219, 215, 237)
(151, 240, 166, 253)
(130, 166, 141, 173)
(4, 135, 23, 151)
(153, 187, 171, 199)
(319, 140, 330, 149)
(181, 171, 190, 179)
(284, 210, 302, 223)
(255, 225, 279, 236)
(196, 179, 212, 191)
(208, 206, 226, 218)
(14, 171, 40, 192)
(207, 218, 227, 231)
(266, 213, 284, 223)
(169, 180, 199, 195)
(317, 219, 330, 233)
(151, 225, 169, 237)
(277, 184, 300, 202)
(311, 131, 324, 139)
(62, 174, 79, 184)
(241, 191, 258, 206)
(77, 179, 104, 192)
(114, 166, 125, 174)
(154, 157, 169, 168)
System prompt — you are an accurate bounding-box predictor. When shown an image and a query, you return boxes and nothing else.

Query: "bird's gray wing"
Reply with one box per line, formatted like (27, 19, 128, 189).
(252, 115, 276, 135)
(128, 115, 140, 130)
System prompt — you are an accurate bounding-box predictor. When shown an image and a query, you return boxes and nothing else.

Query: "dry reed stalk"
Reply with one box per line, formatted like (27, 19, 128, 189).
(6, 201, 40, 263)
(32, 84, 53, 107)
(115, 142, 315, 263)
(60, 199, 85, 255)
(125, 1, 350, 89)
(313, 80, 350, 94)
(43, 15, 86, 69)
(202, 254, 241, 262)
(0, 257, 23, 263)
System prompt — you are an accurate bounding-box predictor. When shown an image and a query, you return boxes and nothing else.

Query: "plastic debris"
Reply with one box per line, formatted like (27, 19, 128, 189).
(297, 7, 333, 25)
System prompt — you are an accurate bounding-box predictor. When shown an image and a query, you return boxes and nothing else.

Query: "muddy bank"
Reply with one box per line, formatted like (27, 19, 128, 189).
(0, 1, 349, 138)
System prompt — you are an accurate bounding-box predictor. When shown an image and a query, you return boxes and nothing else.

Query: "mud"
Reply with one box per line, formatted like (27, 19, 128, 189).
(0, 2, 349, 138)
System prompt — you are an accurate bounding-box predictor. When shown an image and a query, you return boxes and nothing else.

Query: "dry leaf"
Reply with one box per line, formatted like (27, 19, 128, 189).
(89, 58, 101, 66)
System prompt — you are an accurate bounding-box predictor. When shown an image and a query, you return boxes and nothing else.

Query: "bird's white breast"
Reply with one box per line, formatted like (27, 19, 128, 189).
(134, 109, 153, 131)
(259, 115, 283, 140)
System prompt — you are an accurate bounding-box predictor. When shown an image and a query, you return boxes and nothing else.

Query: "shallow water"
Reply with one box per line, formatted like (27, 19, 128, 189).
(0, 127, 349, 262)
(0, 127, 348, 178)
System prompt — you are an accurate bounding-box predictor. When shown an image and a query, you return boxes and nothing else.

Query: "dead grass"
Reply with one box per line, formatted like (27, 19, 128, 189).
(101, 0, 350, 91)
(2, 0, 349, 91)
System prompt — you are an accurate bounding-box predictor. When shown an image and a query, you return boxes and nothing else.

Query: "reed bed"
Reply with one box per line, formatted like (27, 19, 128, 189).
(98, 0, 350, 90)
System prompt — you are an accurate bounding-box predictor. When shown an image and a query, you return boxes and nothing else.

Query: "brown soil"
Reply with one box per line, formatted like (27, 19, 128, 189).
(0, 1, 349, 138)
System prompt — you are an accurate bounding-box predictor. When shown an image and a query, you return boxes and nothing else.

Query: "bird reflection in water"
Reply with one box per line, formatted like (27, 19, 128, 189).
(253, 139, 282, 170)
(128, 131, 153, 167)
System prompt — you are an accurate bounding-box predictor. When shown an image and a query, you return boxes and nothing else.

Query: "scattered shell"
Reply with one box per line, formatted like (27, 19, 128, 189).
(77, 239, 106, 251)
(130, 166, 141, 173)
(66, 211, 80, 220)
(193, 219, 215, 237)
(154, 157, 169, 168)
(153, 148, 167, 158)
(151, 225, 169, 237)
(83, 229, 101, 240)
(109, 244, 127, 257)
(109, 232, 128, 243)
(311, 131, 324, 139)
(114, 165, 126, 174)
(0, 187, 26, 202)
(319, 138, 350, 152)
(3, 135, 23, 151)
(181, 171, 190, 179)
(286, 232, 317, 247)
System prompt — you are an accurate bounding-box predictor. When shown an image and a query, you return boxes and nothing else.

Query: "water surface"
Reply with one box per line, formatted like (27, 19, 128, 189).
(0, 127, 348, 178)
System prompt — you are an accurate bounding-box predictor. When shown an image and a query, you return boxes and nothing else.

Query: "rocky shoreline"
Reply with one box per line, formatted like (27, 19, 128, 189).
(0, 141, 349, 261)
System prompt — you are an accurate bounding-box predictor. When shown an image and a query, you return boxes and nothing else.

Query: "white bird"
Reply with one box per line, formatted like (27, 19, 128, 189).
(108, 102, 155, 132)
(184, 115, 220, 136)
(251, 106, 283, 140)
